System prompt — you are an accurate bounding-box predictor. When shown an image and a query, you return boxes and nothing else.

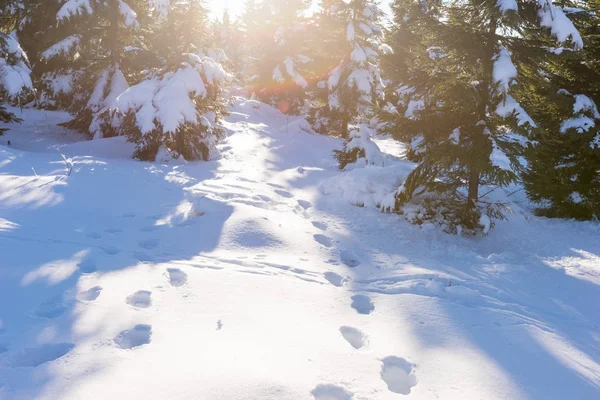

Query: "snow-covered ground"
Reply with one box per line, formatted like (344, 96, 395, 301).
(0, 100, 599, 399)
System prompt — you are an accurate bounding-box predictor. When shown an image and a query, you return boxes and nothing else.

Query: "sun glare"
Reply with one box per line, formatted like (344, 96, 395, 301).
(206, 0, 247, 19)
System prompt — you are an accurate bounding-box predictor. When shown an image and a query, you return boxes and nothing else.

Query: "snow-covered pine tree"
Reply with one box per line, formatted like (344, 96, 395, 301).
(0, 4, 34, 133)
(110, 0, 230, 161)
(212, 9, 244, 80)
(8, 1, 66, 108)
(308, 0, 385, 138)
(239, 0, 271, 85)
(247, 0, 312, 114)
(334, 124, 385, 169)
(39, 0, 148, 134)
(379, 0, 584, 233)
(523, 1, 600, 219)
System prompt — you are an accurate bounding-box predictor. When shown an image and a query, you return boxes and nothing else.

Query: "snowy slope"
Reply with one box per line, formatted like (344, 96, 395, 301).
(0, 99, 599, 399)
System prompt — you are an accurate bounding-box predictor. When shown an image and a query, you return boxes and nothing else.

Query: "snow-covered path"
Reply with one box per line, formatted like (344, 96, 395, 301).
(1, 101, 599, 399)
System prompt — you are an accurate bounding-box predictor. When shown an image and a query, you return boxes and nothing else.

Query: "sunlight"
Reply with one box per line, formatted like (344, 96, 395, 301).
(205, 0, 247, 19)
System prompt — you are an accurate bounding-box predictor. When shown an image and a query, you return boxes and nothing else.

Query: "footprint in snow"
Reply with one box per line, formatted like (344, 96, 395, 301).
(313, 234, 333, 248)
(78, 286, 102, 302)
(77, 259, 97, 274)
(126, 290, 152, 308)
(114, 324, 152, 349)
(339, 326, 367, 349)
(275, 189, 294, 198)
(297, 199, 312, 210)
(267, 183, 285, 189)
(312, 221, 328, 231)
(134, 251, 155, 263)
(351, 295, 374, 315)
(167, 268, 187, 287)
(340, 249, 361, 268)
(324, 272, 346, 287)
(34, 295, 68, 319)
(138, 238, 159, 250)
(101, 246, 121, 256)
(380, 356, 417, 395)
(8, 343, 75, 367)
(311, 384, 354, 400)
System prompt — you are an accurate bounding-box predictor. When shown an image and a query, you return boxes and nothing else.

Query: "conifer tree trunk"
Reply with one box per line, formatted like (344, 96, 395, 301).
(341, 113, 349, 138)
(108, 0, 120, 64)
(468, 13, 498, 207)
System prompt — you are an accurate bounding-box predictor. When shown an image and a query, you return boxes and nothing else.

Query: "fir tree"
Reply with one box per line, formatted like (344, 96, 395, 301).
(0, 3, 34, 134)
(523, 1, 600, 219)
(212, 9, 244, 78)
(39, 0, 149, 136)
(108, 0, 230, 161)
(308, 0, 385, 138)
(379, 0, 583, 233)
(247, 0, 312, 114)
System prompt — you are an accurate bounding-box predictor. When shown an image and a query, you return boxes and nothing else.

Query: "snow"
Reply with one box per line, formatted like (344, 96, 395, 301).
(493, 47, 517, 94)
(0, 33, 32, 98)
(57, 0, 93, 20)
(41, 35, 81, 60)
(572, 94, 600, 118)
(347, 68, 373, 94)
(496, 94, 537, 127)
(1, 99, 600, 400)
(114, 62, 211, 134)
(560, 94, 600, 133)
(497, 0, 518, 13)
(346, 23, 355, 41)
(537, 1, 583, 49)
(341, 125, 386, 170)
(118, 0, 139, 27)
(560, 116, 595, 133)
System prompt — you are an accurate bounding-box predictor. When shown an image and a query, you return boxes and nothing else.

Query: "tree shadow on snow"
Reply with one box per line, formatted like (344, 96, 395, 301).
(0, 152, 233, 398)
(310, 192, 600, 399)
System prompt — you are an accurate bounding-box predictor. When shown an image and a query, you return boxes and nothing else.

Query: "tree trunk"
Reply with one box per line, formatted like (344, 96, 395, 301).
(468, 14, 498, 207)
(108, 0, 120, 64)
(341, 113, 349, 139)
(468, 168, 480, 207)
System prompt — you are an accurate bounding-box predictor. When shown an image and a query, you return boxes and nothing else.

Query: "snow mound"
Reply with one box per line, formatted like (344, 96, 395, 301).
(321, 163, 414, 208)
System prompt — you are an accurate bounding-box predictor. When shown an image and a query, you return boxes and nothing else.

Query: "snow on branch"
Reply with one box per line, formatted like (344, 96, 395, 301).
(492, 47, 517, 94)
(41, 35, 81, 60)
(560, 94, 600, 134)
(0, 32, 32, 98)
(57, 0, 93, 21)
(537, 1, 583, 49)
(113, 54, 228, 135)
(496, 95, 537, 127)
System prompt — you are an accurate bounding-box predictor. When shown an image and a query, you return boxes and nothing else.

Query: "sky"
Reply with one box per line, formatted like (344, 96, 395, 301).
(205, 0, 392, 21)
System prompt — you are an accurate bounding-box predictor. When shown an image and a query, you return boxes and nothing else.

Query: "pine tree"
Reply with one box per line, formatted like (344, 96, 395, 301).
(11, 0, 69, 108)
(379, 0, 584, 233)
(308, 0, 385, 138)
(212, 9, 244, 78)
(0, 3, 34, 134)
(39, 0, 149, 135)
(523, 1, 600, 219)
(246, 0, 312, 114)
(108, 0, 230, 161)
(239, 0, 270, 85)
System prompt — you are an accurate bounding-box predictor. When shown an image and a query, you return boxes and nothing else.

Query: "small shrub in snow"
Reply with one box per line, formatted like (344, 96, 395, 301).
(333, 125, 385, 169)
